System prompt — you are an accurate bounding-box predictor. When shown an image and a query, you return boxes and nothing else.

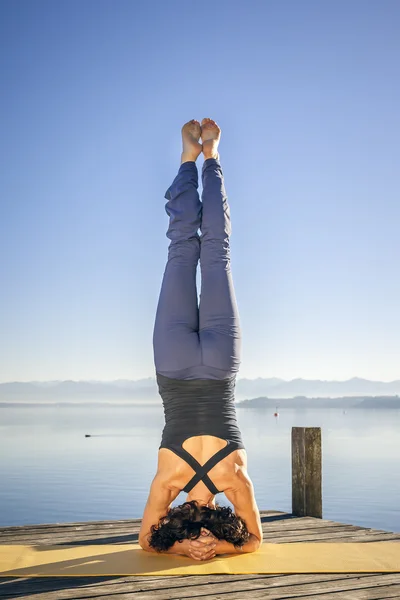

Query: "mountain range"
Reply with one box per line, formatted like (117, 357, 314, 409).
(0, 376, 399, 408)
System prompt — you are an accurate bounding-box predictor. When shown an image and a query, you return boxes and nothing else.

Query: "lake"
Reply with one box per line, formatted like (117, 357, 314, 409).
(0, 403, 399, 533)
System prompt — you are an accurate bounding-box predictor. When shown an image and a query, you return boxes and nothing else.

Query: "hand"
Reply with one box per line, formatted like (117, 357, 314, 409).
(181, 528, 218, 561)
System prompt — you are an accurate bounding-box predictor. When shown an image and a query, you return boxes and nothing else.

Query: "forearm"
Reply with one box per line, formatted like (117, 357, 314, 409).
(163, 540, 186, 555)
(215, 535, 260, 555)
(141, 540, 185, 555)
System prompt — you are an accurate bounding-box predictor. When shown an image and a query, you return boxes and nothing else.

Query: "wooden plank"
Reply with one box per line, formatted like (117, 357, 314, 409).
(63, 577, 400, 600)
(284, 586, 400, 600)
(0, 514, 382, 540)
(1, 528, 398, 546)
(0, 518, 143, 532)
(0, 524, 352, 544)
(1, 574, 400, 600)
(2, 574, 400, 599)
(1, 530, 399, 547)
(1, 523, 399, 545)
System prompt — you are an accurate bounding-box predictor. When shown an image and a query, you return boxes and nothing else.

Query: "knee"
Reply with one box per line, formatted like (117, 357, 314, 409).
(167, 238, 200, 264)
(199, 239, 231, 265)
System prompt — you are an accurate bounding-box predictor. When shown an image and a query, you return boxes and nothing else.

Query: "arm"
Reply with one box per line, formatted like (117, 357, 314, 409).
(214, 533, 260, 555)
(221, 469, 263, 554)
(146, 540, 187, 555)
(138, 471, 181, 553)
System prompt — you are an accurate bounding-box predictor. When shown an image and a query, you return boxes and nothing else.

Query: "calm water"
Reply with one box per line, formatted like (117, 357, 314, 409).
(0, 404, 399, 533)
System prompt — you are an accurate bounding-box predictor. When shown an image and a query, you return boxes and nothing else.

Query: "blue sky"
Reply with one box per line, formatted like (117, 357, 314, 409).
(1, 0, 399, 383)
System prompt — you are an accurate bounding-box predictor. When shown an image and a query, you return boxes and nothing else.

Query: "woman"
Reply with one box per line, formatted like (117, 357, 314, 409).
(138, 118, 263, 561)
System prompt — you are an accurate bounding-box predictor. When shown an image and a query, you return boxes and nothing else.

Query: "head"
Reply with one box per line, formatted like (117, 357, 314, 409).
(147, 500, 251, 552)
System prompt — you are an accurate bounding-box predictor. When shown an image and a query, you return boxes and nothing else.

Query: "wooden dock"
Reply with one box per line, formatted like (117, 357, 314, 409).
(1, 428, 399, 598)
(1, 510, 400, 599)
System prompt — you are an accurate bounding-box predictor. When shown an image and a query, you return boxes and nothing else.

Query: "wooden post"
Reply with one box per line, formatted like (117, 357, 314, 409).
(292, 427, 322, 518)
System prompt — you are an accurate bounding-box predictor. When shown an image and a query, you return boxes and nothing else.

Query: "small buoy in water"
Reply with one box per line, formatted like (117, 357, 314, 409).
(274, 407, 279, 417)
(85, 434, 91, 438)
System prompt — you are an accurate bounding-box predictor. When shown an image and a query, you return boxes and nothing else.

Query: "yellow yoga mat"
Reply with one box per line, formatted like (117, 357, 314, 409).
(1, 543, 399, 576)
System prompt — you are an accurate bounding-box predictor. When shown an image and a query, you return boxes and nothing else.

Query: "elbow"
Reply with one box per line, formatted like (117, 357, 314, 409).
(250, 535, 262, 552)
(138, 537, 153, 553)
(238, 535, 262, 554)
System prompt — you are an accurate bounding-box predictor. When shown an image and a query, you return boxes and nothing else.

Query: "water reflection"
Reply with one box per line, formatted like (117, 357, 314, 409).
(0, 404, 399, 533)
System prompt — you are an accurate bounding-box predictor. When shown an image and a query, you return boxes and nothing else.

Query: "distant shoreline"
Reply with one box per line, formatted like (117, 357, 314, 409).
(0, 402, 159, 407)
(1, 397, 400, 409)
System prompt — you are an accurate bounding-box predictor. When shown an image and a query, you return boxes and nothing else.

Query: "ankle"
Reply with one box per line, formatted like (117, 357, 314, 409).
(203, 152, 219, 161)
(181, 152, 199, 165)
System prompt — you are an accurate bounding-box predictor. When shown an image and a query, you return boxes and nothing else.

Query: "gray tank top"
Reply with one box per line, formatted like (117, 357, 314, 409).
(156, 372, 245, 494)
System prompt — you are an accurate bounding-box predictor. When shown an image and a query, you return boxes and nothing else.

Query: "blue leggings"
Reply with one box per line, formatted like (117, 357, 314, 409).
(152, 158, 242, 381)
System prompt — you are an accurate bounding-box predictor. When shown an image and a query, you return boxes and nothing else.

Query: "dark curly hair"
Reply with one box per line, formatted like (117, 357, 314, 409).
(147, 500, 251, 552)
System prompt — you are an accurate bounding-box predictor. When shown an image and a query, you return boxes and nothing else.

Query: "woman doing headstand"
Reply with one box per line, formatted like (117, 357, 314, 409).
(138, 119, 262, 561)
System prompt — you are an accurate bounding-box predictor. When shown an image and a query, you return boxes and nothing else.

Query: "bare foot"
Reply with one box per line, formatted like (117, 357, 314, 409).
(201, 118, 220, 161)
(181, 120, 203, 164)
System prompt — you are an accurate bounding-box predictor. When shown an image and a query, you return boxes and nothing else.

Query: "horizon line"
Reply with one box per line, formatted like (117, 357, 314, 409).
(1, 376, 398, 385)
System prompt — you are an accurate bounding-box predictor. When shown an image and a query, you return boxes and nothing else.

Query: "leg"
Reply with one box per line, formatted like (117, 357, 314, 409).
(153, 160, 203, 376)
(199, 155, 242, 377)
